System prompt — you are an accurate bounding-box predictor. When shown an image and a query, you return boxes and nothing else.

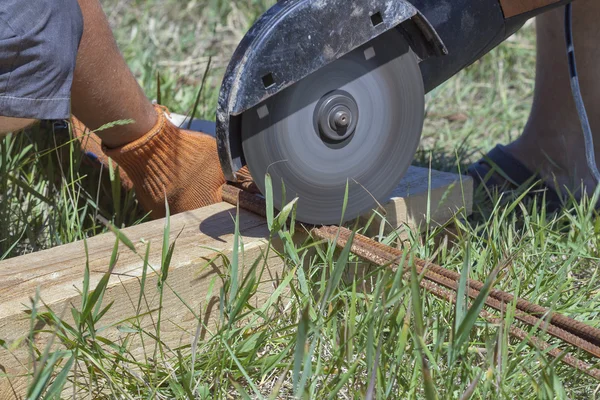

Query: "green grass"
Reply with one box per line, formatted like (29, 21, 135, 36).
(1, 1, 600, 398)
(10, 179, 600, 398)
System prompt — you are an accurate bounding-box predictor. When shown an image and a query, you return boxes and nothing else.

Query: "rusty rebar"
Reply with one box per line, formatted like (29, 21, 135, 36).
(223, 186, 600, 379)
(418, 273, 600, 381)
(312, 226, 600, 378)
(222, 185, 267, 218)
(319, 225, 600, 348)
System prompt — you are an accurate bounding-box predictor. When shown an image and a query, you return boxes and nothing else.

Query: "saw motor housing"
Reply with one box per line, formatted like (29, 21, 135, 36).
(217, 0, 571, 184)
(216, 0, 445, 183)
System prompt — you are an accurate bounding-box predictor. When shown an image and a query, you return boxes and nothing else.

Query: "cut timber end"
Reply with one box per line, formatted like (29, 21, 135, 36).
(363, 166, 473, 236)
(0, 167, 471, 397)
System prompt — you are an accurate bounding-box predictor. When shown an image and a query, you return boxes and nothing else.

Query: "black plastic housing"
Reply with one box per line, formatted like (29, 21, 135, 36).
(216, 0, 445, 181)
(216, 0, 573, 182)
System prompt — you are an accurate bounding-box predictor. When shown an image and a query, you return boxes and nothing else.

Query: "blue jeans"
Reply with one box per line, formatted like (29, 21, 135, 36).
(0, 0, 83, 120)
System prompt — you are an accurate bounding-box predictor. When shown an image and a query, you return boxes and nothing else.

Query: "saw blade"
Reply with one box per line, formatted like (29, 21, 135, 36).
(241, 29, 424, 225)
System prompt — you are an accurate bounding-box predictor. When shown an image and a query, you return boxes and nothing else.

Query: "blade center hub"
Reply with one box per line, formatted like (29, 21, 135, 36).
(330, 107, 351, 129)
(314, 90, 359, 143)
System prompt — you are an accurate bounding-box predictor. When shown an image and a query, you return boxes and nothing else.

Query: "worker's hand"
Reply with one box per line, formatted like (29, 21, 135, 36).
(72, 105, 254, 219)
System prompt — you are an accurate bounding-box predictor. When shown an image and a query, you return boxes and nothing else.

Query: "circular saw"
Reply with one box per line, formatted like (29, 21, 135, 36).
(216, 0, 571, 225)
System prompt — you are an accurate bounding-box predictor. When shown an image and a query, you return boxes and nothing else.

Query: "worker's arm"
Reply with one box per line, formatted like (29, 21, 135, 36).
(500, 0, 572, 18)
(0, 117, 36, 136)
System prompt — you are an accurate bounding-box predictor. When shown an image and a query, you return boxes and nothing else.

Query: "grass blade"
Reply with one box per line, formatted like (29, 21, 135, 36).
(293, 306, 310, 396)
(41, 353, 75, 399)
(80, 238, 119, 323)
(223, 341, 264, 399)
(450, 243, 471, 363)
(265, 173, 274, 231)
(229, 202, 241, 306)
(322, 230, 355, 310)
(410, 257, 438, 400)
(454, 261, 503, 353)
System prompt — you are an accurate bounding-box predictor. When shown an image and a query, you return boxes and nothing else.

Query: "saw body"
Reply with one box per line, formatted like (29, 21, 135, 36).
(216, 0, 572, 224)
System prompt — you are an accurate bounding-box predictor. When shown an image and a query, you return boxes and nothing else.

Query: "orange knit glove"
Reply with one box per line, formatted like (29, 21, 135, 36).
(101, 106, 226, 218)
(72, 105, 256, 219)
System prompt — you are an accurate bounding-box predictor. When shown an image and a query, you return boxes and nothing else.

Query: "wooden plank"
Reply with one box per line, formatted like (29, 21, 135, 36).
(0, 167, 471, 397)
(0, 203, 279, 397)
(500, 0, 561, 18)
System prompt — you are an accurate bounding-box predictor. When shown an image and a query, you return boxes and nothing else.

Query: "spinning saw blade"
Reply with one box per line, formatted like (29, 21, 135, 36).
(241, 30, 424, 225)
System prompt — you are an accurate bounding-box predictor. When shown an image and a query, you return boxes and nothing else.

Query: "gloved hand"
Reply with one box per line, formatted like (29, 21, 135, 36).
(72, 105, 254, 219)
